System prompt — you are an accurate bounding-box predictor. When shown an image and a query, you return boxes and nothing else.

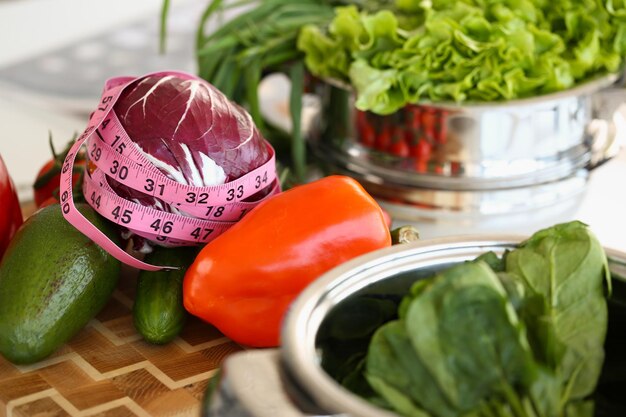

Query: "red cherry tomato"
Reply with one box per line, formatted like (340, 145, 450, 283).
(414, 160, 428, 173)
(32, 135, 86, 208)
(388, 127, 410, 158)
(359, 123, 376, 148)
(410, 139, 432, 162)
(375, 128, 392, 152)
(389, 141, 409, 158)
(408, 106, 422, 131)
(33, 159, 85, 207)
(435, 111, 448, 144)
(421, 109, 437, 140)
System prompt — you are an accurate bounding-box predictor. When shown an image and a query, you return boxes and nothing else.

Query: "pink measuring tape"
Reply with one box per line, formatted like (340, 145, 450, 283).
(59, 71, 279, 271)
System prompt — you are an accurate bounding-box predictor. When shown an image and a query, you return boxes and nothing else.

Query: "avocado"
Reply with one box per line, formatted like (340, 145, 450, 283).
(0, 203, 121, 364)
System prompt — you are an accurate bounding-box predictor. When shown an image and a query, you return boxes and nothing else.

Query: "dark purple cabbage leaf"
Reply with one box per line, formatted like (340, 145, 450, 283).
(116, 74, 269, 184)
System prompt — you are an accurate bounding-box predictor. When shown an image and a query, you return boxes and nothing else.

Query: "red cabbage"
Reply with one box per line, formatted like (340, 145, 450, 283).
(107, 74, 271, 247)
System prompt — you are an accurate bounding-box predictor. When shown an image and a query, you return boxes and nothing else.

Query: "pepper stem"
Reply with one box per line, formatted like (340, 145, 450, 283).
(390, 225, 420, 245)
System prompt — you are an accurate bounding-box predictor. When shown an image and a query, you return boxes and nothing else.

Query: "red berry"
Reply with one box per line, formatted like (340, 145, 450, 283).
(375, 128, 392, 152)
(359, 123, 376, 148)
(389, 139, 410, 158)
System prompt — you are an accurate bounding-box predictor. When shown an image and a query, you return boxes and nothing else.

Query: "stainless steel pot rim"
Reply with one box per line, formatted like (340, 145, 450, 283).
(281, 236, 522, 417)
(316, 141, 591, 191)
(323, 72, 619, 110)
(281, 236, 626, 417)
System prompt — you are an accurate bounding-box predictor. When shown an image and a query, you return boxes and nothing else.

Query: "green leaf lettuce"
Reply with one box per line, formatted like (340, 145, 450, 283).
(297, 0, 626, 114)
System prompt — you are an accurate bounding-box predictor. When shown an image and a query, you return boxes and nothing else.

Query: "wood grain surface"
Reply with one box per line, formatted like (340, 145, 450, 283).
(0, 257, 242, 417)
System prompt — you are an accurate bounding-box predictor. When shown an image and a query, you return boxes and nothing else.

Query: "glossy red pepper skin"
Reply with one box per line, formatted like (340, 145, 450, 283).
(0, 155, 23, 258)
(183, 175, 391, 347)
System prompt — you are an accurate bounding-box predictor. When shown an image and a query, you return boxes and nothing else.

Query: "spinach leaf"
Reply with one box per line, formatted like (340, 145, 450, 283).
(398, 278, 432, 320)
(505, 221, 610, 400)
(496, 272, 527, 313)
(476, 251, 507, 273)
(366, 320, 457, 417)
(405, 262, 539, 414)
(564, 400, 594, 417)
(349, 221, 610, 417)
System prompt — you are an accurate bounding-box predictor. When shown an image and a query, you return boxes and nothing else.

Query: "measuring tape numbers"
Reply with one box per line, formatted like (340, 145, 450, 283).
(59, 71, 279, 271)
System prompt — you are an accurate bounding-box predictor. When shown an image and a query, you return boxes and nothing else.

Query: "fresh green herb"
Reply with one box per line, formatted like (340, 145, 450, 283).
(159, 0, 170, 54)
(289, 61, 306, 181)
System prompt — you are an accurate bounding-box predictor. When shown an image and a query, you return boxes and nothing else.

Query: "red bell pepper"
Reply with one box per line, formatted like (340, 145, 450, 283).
(183, 175, 391, 347)
(0, 155, 23, 258)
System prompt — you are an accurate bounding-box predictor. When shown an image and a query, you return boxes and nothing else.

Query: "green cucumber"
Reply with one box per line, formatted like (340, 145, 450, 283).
(133, 245, 199, 344)
(0, 204, 121, 364)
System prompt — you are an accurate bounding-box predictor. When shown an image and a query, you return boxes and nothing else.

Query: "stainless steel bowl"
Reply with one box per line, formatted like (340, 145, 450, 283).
(205, 237, 626, 417)
(308, 75, 626, 220)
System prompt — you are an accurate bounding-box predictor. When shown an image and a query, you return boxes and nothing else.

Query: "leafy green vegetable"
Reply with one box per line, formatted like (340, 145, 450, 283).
(476, 251, 508, 272)
(289, 61, 306, 181)
(367, 261, 561, 417)
(506, 221, 611, 401)
(352, 221, 610, 417)
(367, 320, 457, 417)
(159, 0, 170, 54)
(298, 1, 626, 114)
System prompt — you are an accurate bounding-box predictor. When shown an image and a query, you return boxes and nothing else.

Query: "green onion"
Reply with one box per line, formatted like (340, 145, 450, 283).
(244, 59, 265, 132)
(289, 61, 306, 182)
(159, 0, 171, 54)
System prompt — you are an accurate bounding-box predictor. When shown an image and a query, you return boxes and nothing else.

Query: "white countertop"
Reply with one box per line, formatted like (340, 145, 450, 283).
(567, 150, 626, 252)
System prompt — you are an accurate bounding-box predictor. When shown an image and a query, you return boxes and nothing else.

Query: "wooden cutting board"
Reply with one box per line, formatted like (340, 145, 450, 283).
(0, 262, 242, 417)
